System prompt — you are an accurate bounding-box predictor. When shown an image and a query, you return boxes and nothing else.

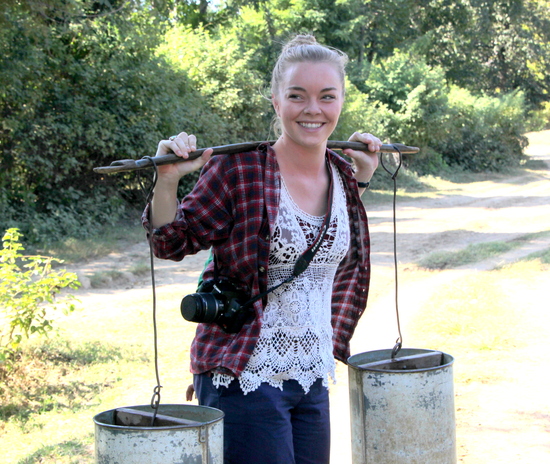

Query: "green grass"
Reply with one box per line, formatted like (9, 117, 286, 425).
(407, 257, 549, 384)
(37, 220, 146, 264)
(0, 339, 149, 423)
(417, 231, 550, 270)
(0, 280, 198, 464)
(418, 241, 517, 269)
(16, 438, 93, 464)
(522, 246, 550, 264)
(2, 155, 548, 462)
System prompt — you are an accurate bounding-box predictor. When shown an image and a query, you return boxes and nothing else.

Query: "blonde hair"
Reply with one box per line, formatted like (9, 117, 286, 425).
(271, 34, 349, 96)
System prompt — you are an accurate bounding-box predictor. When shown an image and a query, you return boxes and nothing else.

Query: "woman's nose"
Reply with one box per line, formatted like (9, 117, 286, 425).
(304, 100, 321, 114)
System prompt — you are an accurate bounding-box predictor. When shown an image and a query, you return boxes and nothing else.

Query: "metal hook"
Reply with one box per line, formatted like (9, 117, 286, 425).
(149, 385, 162, 426)
(391, 339, 403, 359)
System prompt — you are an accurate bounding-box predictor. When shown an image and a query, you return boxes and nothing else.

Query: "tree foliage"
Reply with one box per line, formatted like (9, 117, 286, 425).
(1, 0, 548, 244)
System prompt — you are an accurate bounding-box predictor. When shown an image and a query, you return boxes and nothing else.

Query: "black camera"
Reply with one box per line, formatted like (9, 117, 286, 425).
(181, 279, 251, 334)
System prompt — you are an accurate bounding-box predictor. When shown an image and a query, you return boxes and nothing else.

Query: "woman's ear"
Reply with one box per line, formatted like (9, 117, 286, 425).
(271, 93, 280, 117)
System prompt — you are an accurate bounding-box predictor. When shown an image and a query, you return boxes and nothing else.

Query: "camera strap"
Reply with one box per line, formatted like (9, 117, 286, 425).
(240, 157, 335, 310)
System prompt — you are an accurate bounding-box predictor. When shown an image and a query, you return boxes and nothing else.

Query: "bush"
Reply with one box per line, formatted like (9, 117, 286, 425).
(0, 8, 225, 244)
(362, 51, 528, 174)
(435, 87, 528, 172)
(526, 101, 550, 132)
(0, 228, 80, 364)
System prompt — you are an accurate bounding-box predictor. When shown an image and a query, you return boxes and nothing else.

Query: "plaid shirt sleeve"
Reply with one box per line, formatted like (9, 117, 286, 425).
(142, 146, 277, 377)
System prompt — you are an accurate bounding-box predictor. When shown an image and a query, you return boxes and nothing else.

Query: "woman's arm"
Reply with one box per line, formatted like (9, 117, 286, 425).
(150, 132, 213, 229)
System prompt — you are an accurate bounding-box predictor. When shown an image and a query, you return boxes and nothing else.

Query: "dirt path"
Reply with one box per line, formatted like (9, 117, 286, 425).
(70, 130, 550, 463)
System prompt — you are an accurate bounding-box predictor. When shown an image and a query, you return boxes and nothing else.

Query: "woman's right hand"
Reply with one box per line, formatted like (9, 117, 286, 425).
(156, 132, 213, 182)
(150, 132, 212, 229)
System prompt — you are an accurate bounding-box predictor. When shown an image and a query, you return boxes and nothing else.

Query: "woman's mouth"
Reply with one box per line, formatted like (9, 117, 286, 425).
(298, 122, 324, 129)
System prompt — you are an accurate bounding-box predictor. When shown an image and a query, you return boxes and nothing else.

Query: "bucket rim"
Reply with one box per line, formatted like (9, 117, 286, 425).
(93, 403, 225, 431)
(348, 347, 454, 374)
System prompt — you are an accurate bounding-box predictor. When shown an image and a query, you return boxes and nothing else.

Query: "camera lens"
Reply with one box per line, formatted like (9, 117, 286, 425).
(181, 293, 224, 323)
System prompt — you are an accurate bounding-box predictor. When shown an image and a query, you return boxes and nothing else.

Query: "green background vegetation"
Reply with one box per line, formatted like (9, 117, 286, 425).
(1, 0, 549, 246)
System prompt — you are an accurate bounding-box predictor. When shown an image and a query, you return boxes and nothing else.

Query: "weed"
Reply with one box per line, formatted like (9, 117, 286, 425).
(0, 338, 147, 423)
(88, 270, 124, 288)
(129, 260, 150, 276)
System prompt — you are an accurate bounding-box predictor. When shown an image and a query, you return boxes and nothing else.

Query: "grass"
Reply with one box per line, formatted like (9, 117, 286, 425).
(4, 254, 548, 463)
(0, 282, 198, 464)
(522, 246, 550, 264)
(16, 439, 93, 464)
(407, 257, 549, 385)
(0, 339, 149, 423)
(417, 231, 550, 270)
(2, 147, 548, 462)
(38, 219, 146, 264)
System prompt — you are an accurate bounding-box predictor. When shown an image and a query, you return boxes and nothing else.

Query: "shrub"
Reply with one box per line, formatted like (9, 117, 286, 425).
(526, 101, 550, 132)
(0, 228, 80, 364)
(435, 87, 528, 172)
(362, 51, 528, 174)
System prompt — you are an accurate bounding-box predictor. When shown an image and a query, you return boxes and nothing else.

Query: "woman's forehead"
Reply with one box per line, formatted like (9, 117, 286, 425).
(280, 62, 343, 91)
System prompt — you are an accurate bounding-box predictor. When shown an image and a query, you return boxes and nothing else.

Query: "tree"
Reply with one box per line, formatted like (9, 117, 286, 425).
(0, 1, 222, 243)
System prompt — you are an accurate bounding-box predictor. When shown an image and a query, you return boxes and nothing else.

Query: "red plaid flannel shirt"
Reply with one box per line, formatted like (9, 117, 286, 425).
(142, 143, 370, 377)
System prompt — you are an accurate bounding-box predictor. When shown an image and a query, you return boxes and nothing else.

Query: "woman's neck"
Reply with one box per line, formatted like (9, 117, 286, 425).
(272, 136, 327, 177)
(273, 136, 330, 216)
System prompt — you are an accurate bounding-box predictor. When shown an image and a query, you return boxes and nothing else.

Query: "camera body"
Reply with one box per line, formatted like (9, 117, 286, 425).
(181, 279, 251, 334)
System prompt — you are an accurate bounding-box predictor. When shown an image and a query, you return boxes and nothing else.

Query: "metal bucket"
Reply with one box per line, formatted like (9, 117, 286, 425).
(93, 404, 224, 464)
(348, 348, 456, 464)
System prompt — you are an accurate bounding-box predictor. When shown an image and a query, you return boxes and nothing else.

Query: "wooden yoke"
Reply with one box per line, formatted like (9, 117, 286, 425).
(93, 140, 419, 174)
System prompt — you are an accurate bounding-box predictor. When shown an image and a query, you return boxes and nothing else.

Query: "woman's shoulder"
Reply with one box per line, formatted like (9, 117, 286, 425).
(327, 149, 354, 177)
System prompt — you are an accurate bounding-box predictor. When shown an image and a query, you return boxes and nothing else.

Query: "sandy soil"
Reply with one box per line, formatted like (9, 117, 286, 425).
(69, 130, 550, 463)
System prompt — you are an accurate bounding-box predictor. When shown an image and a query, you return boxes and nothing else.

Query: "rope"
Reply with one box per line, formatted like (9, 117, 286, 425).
(380, 146, 404, 359)
(139, 157, 163, 425)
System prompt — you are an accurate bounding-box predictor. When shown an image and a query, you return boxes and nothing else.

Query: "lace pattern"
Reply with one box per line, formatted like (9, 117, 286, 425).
(212, 163, 350, 394)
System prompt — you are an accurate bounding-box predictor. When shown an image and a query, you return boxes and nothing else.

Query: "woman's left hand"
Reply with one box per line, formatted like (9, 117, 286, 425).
(343, 132, 382, 184)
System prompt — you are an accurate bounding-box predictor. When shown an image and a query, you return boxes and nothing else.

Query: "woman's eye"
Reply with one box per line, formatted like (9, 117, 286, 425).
(322, 94, 337, 101)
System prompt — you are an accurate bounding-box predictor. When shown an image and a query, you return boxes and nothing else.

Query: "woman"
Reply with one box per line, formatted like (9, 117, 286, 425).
(143, 35, 381, 464)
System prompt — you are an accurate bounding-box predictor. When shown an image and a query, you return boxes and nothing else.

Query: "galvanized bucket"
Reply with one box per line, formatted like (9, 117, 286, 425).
(93, 404, 224, 464)
(348, 348, 456, 464)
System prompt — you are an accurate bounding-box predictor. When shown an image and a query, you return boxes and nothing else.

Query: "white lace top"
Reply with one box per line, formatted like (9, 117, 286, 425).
(213, 162, 350, 394)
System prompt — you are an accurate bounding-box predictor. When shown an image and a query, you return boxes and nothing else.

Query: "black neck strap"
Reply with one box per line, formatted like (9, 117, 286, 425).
(241, 157, 334, 309)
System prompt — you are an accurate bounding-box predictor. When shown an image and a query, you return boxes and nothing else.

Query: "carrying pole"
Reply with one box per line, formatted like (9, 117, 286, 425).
(93, 141, 419, 174)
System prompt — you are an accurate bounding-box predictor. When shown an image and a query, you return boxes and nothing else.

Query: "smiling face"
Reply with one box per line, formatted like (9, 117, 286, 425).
(272, 61, 344, 152)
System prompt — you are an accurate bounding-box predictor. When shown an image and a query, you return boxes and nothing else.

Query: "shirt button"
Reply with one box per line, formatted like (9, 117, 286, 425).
(259, 266, 265, 273)
(265, 235, 270, 240)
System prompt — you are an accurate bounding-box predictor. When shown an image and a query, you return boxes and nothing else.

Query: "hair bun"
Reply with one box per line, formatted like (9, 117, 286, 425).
(282, 34, 318, 52)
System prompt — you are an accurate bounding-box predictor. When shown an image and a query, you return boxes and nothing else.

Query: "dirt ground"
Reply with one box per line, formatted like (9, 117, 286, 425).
(70, 130, 550, 463)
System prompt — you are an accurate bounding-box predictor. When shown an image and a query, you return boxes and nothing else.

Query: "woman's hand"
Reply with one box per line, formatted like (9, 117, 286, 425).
(343, 132, 382, 186)
(150, 132, 213, 229)
(186, 384, 195, 402)
(155, 132, 213, 183)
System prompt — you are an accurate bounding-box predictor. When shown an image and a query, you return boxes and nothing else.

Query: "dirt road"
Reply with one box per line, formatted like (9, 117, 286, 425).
(72, 130, 550, 463)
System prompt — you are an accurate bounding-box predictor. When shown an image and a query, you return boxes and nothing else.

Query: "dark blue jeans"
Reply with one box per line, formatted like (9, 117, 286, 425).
(194, 374, 331, 464)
